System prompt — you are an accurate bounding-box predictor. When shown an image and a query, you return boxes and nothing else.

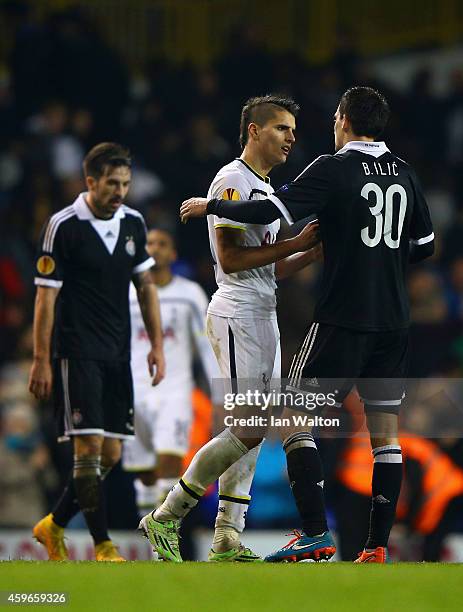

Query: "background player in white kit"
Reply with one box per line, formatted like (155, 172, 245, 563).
(140, 95, 321, 562)
(123, 229, 219, 515)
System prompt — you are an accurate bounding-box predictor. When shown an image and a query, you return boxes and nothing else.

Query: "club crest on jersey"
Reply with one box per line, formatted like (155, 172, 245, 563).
(36, 255, 55, 275)
(222, 188, 240, 201)
(125, 236, 136, 256)
(72, 411, 82, 425)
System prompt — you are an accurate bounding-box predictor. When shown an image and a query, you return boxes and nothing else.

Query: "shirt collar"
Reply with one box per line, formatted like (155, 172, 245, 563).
(335, 141, 390, 158)
(73, 193, 126, 220)
(236, 158, 270, 183)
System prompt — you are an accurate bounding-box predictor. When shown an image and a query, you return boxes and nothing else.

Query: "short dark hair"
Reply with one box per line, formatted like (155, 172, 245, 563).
(239, 94, 300, 149)
(148, 227, 177, 249)
(338, 87, 390, 138)
(83, 142, 131, 179)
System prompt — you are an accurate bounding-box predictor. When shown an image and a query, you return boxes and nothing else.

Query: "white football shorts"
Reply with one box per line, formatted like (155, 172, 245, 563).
(206, 314, 281, 391)
(122, 388, 192, 471)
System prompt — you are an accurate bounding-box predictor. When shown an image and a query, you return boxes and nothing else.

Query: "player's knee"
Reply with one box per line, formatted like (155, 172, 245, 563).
(229, 426, 264, 450)
(138, 470, 157, 486)
(100, 437, 122, 467)
(102, 447, 122, 468)
(365, 410, 399, 448)
(74, 435, 103, 458)
(242, 436, 263, 450)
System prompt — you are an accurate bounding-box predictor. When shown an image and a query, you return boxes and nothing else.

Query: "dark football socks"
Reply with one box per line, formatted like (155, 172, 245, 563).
(283, 432, 328, 536)
(52, 463, 114, 528)
(73, 455, 110, 544)
(365, 445, 403, 549)
(52, 474, 79, 528)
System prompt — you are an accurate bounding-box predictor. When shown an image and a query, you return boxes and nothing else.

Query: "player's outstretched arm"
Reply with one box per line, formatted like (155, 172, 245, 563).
(180, 197, 281, 225)
(276, 243, 323, 280)
(133, 270, 165, 386)
(29, 286, 60, 400)
(216, 222, 319, 274)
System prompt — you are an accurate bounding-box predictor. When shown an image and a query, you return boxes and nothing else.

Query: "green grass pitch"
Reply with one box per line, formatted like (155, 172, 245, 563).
(1, 562, 462, 611)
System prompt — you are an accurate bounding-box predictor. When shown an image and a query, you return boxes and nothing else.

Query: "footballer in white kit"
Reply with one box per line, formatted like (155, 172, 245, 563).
(125, 277, 216, 464)
(140, 95, 321, 563)
(207, 157, 281, 387)
(202, 157, 282, 560)
(123, 229, 218, 513)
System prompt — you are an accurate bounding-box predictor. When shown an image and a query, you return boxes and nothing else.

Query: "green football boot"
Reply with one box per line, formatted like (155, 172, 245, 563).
(138, 513, 182, 562)
(208, 545, 263, 562)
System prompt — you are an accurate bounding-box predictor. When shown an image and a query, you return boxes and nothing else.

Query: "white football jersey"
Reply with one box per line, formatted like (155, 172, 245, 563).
(207, 158, 280, 319)
(130, 275, 218, 396)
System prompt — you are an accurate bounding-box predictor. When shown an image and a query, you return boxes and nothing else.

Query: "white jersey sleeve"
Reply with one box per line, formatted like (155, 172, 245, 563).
(206, 159, 279, 319)
(208, 170, 251, 232)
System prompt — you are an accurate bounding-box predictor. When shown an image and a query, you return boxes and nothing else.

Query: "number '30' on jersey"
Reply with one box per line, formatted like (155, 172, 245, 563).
(269, 141, 434, 331)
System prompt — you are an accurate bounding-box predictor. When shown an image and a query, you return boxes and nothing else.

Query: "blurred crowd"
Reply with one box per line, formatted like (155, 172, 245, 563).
(1, 5, 463, 558)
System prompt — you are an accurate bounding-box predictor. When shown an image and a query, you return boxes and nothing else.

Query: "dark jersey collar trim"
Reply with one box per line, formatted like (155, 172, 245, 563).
(236, 158, 270, 183)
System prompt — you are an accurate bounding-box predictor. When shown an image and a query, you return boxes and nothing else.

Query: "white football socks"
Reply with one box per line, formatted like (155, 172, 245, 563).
(154, 429, 249, 522)
(212, 443, 261, 552)
(156, 477, 178, 505)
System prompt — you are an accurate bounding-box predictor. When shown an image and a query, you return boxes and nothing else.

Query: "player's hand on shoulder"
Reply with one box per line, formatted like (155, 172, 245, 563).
(294, 220, 320, 252)
(28, 358, 53, 401)
(147, 345, 166, 386)
(180, 197, 208, 223)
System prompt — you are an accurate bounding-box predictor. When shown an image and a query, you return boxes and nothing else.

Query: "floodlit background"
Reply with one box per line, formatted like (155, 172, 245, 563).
(1, 0, 463, 561)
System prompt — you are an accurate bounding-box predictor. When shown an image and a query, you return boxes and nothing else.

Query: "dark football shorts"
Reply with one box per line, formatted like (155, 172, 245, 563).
(52, 359, 134, 440)
(286, 323, 409, 414)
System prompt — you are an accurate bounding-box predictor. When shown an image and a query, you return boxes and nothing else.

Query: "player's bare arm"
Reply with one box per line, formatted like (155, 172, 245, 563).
(276, 220, 323, 279)
(133, 269, 166, 385)
(216, 222, 319, 274)
(276, 242, 323, 280)
(29, 286, 60, 400)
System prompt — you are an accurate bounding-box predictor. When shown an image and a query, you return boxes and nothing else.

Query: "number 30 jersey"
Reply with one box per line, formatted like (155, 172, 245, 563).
(268, 141, 434, 331)
(207, 158, 280, 319)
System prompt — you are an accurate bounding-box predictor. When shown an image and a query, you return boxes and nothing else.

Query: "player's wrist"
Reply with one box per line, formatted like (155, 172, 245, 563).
(289, 235, 304, 253)
(33, 354, 50, 363)
(206, 199, 220, 214)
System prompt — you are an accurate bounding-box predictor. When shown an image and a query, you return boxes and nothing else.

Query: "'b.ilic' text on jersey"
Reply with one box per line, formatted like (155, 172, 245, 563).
(269, 141, 434, 331)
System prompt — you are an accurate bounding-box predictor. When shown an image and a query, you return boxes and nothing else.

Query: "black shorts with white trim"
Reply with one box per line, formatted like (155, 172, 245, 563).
(286, 323, 409, 415)
(52, 358, 134, 440)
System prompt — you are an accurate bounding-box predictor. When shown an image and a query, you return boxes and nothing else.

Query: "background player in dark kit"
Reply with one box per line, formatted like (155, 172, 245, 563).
(29, 143, 165, 561)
